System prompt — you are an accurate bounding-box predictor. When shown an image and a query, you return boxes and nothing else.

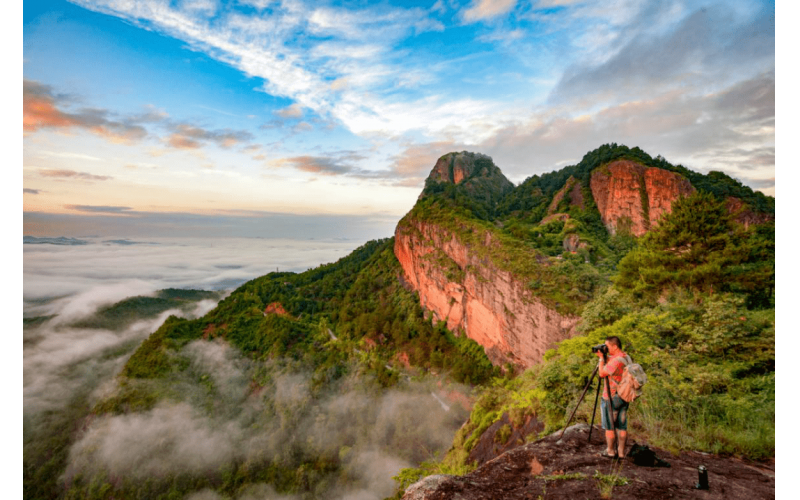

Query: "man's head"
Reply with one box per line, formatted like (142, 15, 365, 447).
(605, 336, 622, 355)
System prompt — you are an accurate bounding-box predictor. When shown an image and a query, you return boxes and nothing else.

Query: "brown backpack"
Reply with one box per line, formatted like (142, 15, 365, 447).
(613, 355, 647, 403)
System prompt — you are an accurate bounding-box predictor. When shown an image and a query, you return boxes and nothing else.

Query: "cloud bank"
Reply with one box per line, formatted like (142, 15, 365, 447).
(24, 237, 368, 301)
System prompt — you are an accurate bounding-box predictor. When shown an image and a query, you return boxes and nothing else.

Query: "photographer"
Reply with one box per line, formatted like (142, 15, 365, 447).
(596, 336, 631, 459)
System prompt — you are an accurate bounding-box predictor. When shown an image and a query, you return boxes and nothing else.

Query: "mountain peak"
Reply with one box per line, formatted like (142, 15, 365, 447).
(426, 151, 509, 186)
(420, 151, 514, 205)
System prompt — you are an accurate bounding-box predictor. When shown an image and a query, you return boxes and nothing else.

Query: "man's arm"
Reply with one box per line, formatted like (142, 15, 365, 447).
(598, 355, 620, 378)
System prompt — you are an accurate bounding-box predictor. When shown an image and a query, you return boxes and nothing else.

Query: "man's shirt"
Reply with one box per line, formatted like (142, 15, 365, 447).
(603, 351, 628, 399)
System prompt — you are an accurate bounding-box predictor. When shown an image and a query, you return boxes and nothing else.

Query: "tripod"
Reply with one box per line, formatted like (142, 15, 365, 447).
(558, 360, 615, 443)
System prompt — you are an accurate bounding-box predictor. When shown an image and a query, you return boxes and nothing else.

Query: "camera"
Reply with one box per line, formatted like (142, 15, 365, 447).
(591, 344, 608, 354)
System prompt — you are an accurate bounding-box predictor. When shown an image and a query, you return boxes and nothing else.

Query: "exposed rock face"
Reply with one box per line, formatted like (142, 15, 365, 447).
(590, 160, 695, 236)
(547, 176, 585, 213)
(394, 219, 579, 369)
(562, 233, 586, 253)
(401, 424, 775, 500)
(264, 302, 289, 316)
(423, 152, 514, 203)
(726, 197, 775, 228)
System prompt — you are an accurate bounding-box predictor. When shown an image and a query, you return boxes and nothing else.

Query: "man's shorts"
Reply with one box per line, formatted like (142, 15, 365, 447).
(601, 396, 629, 431)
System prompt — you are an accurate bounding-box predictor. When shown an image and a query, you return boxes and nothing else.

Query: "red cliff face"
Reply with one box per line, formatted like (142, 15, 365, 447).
(590, 160, 695, 236)
(394, 220, 579, 369)
(726, 197, 774, 228)
(547, 176, 584, 213)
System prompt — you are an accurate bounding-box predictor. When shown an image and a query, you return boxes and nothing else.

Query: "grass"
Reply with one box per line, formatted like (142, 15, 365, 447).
(635, 387, 775, 459)
(593, 463, 629, 499)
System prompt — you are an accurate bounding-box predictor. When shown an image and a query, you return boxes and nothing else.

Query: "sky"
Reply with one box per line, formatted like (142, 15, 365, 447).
(21, 0, 776, 238)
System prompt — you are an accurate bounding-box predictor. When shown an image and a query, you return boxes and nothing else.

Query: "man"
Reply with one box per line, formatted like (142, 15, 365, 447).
(596, 336, 631, 459)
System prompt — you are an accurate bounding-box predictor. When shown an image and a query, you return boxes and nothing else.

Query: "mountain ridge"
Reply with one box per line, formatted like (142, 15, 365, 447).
(394, 143, 773, 370)
(37, 143, 774, 500)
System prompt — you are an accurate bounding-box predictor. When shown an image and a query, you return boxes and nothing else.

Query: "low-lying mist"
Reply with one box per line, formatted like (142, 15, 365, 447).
(23, 237, 367, 498)
(24, 237, 472, 499)
(63, 336, 470, 499)
(23, 237, 365, 415)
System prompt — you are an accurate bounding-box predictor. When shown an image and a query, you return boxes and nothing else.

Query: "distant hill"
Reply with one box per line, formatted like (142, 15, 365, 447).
(24, 236, 89, 245)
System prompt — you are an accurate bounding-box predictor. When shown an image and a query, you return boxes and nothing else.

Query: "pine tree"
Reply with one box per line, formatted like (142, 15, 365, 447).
(615, 192, 774, 307)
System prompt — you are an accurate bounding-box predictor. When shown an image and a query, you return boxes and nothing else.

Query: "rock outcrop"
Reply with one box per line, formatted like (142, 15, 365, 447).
(426, 152, 511, 188)
(264, 302, 289, 316)
(726, 196, 774, 228)
(401, 424, 775, 500)
(397, 152, 579, 369)
(422, 152, 514, 204)
(394, 219, 579, 369)
(547, 176, 585, 213)
(590, 160, 695, 236)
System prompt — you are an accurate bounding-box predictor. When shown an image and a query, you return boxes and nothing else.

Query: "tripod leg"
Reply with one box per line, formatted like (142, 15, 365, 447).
(588, 372, 602, 442)
(559, 366, 599, 440)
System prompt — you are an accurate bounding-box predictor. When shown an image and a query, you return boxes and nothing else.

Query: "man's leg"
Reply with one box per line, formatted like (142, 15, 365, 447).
(605, 430, 616, 456)
(615, 401, 629, 457)
(601, 398, 616, 456)
(617, 430, 627, 458)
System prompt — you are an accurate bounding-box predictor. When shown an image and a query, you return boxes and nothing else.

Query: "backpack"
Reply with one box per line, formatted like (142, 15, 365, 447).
(628, 444, 670, 467)
(614, 355, 647, 403)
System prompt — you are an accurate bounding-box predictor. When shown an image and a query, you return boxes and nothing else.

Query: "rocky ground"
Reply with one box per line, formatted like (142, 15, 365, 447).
(403, 424, 775, 499)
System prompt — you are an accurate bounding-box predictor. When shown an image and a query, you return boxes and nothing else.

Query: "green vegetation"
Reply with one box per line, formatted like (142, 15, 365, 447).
(594, 465, 629, 499)
(71, 288, 221, 330)
(616, 192, 774, 308)
(60, 239, 497, 500)
(542, 472, 587, 481)
(28, 144, 774, 500)
(410, 191, 774, 485)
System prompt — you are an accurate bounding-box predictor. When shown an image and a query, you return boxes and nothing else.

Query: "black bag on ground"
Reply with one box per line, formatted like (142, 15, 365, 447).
(628, 444, 670, 467)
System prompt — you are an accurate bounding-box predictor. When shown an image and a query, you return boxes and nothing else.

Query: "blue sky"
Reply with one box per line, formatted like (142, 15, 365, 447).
(22, 0, 776, 238)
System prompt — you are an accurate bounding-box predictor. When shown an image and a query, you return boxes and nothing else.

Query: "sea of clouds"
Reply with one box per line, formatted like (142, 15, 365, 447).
(23, 237, 363, 414)
(23, 236, 470, 499)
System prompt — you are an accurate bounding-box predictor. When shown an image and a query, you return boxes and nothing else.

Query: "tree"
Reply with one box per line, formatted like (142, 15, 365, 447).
(615, 192, 774, 307)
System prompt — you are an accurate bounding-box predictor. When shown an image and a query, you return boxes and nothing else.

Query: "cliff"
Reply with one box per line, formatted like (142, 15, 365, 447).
(394, 218, 579, 368)
(590, 159, 696, 236)
(395, 152, 584, 369)
(393, 147, 774, 371)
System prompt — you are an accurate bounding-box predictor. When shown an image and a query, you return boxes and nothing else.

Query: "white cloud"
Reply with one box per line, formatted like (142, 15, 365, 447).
(65, 403, 241, 479)
(64, 0, 774, 191)
(274, 103, 303, 119)
(462, 0, 517, 22)
(181, 0, 218, 16)
(23, 237, 365, 300)
(40, 150, 102, 161)
(68, 0, 511, 142)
